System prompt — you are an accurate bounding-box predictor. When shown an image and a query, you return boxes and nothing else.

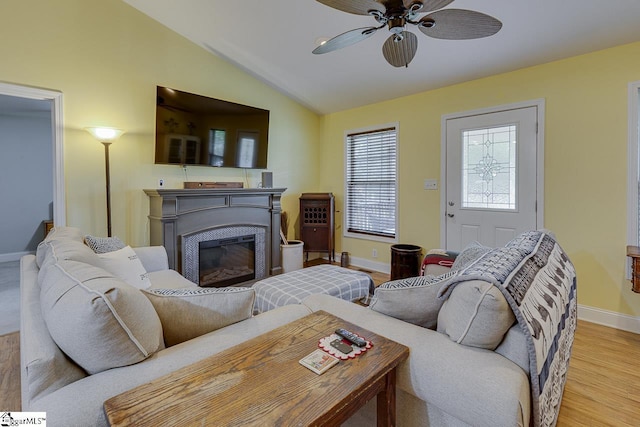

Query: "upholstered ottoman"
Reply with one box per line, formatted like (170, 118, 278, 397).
(252, 264, 375, 313)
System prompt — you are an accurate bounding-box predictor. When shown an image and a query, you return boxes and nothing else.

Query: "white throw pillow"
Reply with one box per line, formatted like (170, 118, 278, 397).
(97, 245, 151, 289)
(142, 287, 256, 346)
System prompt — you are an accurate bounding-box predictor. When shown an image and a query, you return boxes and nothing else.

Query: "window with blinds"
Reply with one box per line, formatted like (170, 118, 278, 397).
(345, 126, 397, 240)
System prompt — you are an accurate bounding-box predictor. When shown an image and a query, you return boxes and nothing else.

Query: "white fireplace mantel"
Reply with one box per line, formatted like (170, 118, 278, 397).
(144, 188, 287, 280)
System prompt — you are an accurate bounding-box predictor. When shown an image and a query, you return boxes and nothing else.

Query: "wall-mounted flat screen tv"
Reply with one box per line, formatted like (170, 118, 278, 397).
(155, 86, 269, 169)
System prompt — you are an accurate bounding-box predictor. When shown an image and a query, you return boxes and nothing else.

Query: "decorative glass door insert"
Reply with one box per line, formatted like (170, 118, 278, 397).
(461, 125, 517, 210)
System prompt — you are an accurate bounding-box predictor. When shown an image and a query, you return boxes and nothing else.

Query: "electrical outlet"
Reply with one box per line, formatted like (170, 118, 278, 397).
(372, 248, 378, 258)
(158, 178, 164, 187)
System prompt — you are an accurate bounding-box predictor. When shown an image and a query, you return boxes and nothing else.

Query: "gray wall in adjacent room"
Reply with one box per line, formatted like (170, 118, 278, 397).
(0, 95, 53, 257)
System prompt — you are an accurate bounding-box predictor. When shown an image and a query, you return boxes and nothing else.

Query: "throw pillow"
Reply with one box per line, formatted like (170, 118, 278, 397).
(142, 287, 256, 346)
(369, 271, 457, 329)
(84, 235, 126, 254)
(96, 245, 151, 289)
(450, 241, 491, 271)
(437, 279, 515, 350)
(39, 260, 164, 374)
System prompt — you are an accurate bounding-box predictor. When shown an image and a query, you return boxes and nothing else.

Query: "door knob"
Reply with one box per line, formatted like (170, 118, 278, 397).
(447, 213, 454, 218)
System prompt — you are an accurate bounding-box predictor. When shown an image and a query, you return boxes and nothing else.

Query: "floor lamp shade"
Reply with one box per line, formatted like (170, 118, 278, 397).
(85, 127, 125, 237)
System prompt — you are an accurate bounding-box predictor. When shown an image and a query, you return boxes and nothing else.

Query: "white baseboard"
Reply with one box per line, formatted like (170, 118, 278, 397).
(578, 304, 640, 334)
(0, 251, 32, 263)
(342, 255, 390, 275)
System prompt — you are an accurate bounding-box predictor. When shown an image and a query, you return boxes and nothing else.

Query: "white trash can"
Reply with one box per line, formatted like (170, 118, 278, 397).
(281, 240, 304, 273)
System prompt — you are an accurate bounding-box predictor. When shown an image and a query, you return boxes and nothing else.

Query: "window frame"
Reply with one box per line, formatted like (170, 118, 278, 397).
(343, 123, 399, 244)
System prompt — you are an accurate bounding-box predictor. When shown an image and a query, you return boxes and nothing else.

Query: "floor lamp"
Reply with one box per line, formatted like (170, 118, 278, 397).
(85, 127, 125, 237)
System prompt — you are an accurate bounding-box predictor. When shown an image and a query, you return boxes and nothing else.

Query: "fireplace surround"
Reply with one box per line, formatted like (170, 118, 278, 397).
(145, 188, 286, 286)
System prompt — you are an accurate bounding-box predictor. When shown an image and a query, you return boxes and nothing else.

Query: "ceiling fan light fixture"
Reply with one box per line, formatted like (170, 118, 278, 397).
(407, 1, 424, 14)
(388, 17, 406, 34)
(369, 9, 386, 23)
(419, 18, 435, 28)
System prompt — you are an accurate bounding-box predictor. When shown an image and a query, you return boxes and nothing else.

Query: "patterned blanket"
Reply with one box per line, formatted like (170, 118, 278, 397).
(438, 231, 577, 427)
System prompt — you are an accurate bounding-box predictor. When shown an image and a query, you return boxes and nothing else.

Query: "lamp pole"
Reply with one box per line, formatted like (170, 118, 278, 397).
(85, 127, 124, 238)
(103, 141, 113, 237)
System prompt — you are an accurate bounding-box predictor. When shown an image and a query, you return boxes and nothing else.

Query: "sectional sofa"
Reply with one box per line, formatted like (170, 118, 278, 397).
(21, 227, 576, 426)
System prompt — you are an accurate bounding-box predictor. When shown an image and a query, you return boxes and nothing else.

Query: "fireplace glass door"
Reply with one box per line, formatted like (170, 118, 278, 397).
(198, 235, 255, 287)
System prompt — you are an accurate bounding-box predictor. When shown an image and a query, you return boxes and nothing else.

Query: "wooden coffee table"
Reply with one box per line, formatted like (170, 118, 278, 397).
(104, 310, 409, 426)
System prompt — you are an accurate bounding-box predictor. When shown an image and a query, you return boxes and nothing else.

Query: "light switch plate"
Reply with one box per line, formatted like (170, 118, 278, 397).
(424, 179, 438, 190)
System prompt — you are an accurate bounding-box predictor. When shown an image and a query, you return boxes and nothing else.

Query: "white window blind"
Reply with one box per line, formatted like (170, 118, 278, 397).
(345, 127, 397, 239)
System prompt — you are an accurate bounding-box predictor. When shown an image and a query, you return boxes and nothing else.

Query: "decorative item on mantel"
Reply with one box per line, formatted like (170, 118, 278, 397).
(626, 245, 640, 293)
(183, 182, 243, 189)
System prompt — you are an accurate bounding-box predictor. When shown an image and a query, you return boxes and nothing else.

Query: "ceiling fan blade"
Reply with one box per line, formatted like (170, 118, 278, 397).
(313, 27, 379, 54)
(382, 31, 418, 67)
(418, 9, 502, 40)
(403, 0, 454, 13)
(316, 0, 385, 16)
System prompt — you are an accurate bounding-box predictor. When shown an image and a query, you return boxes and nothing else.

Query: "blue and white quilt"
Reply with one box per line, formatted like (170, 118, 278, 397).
(439, 231, 577, 427)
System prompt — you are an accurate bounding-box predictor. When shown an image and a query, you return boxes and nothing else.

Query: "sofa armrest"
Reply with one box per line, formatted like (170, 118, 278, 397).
(133, 246, 169, 273)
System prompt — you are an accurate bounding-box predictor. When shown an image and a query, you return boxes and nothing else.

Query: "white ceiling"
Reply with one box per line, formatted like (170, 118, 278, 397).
(123, 0, 640, 114)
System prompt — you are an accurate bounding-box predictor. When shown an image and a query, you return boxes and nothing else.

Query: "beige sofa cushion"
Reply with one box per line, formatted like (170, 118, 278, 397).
(437, 280, 515, 350)
(142, 287, 256, 346)
(40, 260, 164, 374)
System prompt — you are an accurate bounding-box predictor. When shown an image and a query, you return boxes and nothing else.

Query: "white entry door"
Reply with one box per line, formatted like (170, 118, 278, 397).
(444, 105, 541, 250)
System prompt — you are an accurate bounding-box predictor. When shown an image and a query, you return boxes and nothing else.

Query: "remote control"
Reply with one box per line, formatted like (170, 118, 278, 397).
(335, 328, 366, 347)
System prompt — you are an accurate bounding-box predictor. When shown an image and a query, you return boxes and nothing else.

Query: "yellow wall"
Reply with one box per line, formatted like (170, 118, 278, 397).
(0, 0, 320, 245)
(320, 42, 640, 318)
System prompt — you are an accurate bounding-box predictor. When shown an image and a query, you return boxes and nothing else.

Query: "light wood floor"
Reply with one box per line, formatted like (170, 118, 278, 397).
(2, 263, 639, 425)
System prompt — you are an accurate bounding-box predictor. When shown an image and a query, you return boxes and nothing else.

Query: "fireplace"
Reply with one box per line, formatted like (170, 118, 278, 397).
(199, 235, 255, 287)
(182, 225, 267, 286)
(145, 188, 286, 285)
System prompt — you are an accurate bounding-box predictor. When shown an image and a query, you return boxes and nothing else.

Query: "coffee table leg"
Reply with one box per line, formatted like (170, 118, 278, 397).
(376, 368, 397, 427)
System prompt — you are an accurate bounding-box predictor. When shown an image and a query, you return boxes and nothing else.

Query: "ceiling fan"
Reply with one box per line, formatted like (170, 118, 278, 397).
(312, 0, 502, 67)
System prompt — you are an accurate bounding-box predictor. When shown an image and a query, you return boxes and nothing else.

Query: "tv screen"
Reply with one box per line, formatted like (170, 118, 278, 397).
(155, 86, 269, 169)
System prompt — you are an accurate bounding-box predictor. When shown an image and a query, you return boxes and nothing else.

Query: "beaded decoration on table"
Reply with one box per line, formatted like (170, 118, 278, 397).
(318, 333, 372, 360)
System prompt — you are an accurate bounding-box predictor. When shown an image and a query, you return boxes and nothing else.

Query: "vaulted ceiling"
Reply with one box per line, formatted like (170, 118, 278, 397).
(123, 0, 640, 114)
